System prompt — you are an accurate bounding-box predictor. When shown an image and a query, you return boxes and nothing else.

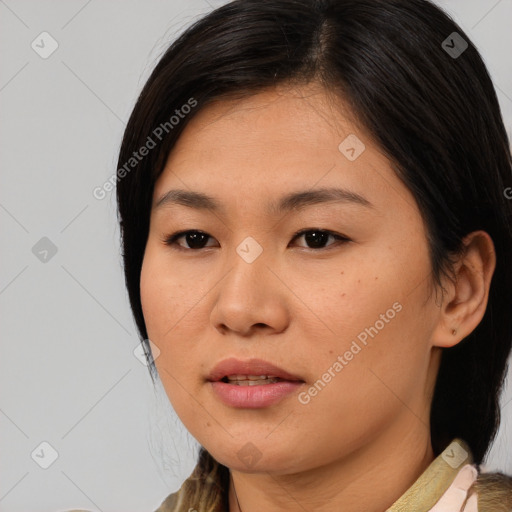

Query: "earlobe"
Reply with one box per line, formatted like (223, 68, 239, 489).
(432, 230, 496, 349)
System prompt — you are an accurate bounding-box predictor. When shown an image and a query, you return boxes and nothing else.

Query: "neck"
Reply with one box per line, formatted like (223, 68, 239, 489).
(228, 427, 435, 512)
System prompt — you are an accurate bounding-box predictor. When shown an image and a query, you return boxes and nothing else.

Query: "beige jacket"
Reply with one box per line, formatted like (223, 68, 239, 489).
(153, 439, 512, 512)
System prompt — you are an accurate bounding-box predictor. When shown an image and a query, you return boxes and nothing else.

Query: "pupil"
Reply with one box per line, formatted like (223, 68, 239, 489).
(305, 231, 328, 248)
(187, 232, 207, 248)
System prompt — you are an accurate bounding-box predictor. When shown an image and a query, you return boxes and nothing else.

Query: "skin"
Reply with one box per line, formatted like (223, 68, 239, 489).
(140, 83, 496, 512)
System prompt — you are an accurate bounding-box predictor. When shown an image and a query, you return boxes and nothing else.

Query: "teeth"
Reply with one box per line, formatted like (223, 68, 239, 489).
(225, 375, 281, 385)
(226, 374, 278, 381)
(230, 378, 280, 386)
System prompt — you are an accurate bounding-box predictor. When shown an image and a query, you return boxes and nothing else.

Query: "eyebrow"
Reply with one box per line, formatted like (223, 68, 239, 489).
(153, 187, 373, 214)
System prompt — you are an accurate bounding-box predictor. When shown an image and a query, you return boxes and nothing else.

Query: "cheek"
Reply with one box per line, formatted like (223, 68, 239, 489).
(141, 255, 199, 419)
(314, 245, 434, 383)
(310, 254, 413, 342)
(140, 242, 160, 313)
(140, 249, 185, 377)
(140, 246, 189, 337)
(140, 246, 205, 375)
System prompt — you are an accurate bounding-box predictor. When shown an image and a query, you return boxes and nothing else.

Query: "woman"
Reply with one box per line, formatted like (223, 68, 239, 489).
(114, 0, 512, 510)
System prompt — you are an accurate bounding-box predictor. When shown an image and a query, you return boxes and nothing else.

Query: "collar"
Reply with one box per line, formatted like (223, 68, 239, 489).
(387, 438, 477, 512)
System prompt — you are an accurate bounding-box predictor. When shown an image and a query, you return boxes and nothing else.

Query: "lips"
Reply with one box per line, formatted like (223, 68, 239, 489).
(207, 357, 305, 408)
(207, 357, 305, 383)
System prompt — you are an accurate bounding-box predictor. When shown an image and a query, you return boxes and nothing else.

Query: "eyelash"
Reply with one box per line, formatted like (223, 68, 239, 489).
(162, 228, 351, 252)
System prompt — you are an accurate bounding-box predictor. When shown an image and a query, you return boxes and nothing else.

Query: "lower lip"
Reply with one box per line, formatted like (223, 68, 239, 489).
(210, 380, 304, 408)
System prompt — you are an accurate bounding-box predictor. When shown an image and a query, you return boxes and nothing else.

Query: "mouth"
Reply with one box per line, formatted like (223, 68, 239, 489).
(207, 357, 305, 384)
(207, 358, 305, 408)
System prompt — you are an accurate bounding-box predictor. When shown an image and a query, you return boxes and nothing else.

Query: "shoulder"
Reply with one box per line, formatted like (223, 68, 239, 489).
(470, 470, 512, 512)
(153, 491, 179, 512)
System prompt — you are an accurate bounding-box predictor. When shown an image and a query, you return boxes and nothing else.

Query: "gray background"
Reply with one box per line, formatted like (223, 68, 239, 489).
(1, 1, 511, 511)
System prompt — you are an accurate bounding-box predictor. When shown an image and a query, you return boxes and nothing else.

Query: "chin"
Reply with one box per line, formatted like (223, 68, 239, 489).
(206, 440, 308, 475)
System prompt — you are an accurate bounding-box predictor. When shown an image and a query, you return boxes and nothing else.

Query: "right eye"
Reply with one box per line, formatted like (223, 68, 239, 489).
(163, 230, 218, 251)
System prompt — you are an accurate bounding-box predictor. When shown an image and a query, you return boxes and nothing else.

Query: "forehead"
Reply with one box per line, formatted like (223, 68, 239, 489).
(170, 84, 360, 153)
(152, 84, 409, 216)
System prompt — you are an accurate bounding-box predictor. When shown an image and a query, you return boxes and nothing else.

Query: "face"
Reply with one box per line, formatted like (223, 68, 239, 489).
(140, 83, 443, 474)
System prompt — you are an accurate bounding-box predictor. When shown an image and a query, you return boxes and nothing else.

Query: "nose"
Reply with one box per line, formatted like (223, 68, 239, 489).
(210, 244, 290, 337)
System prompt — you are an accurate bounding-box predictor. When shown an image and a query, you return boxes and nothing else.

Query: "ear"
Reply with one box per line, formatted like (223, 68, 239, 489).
(432, 230, 496, 348)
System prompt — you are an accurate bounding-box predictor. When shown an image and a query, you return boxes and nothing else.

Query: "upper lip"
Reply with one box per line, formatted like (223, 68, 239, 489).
(207, 358, 305, 382)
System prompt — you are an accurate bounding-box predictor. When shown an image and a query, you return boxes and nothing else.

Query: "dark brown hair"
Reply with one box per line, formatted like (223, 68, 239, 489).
(116, 0, 512, 465)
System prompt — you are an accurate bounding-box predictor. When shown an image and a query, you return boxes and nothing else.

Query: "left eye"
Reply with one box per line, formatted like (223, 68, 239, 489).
(291, 229, 350, 249)
(163, 229, 350, 251)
